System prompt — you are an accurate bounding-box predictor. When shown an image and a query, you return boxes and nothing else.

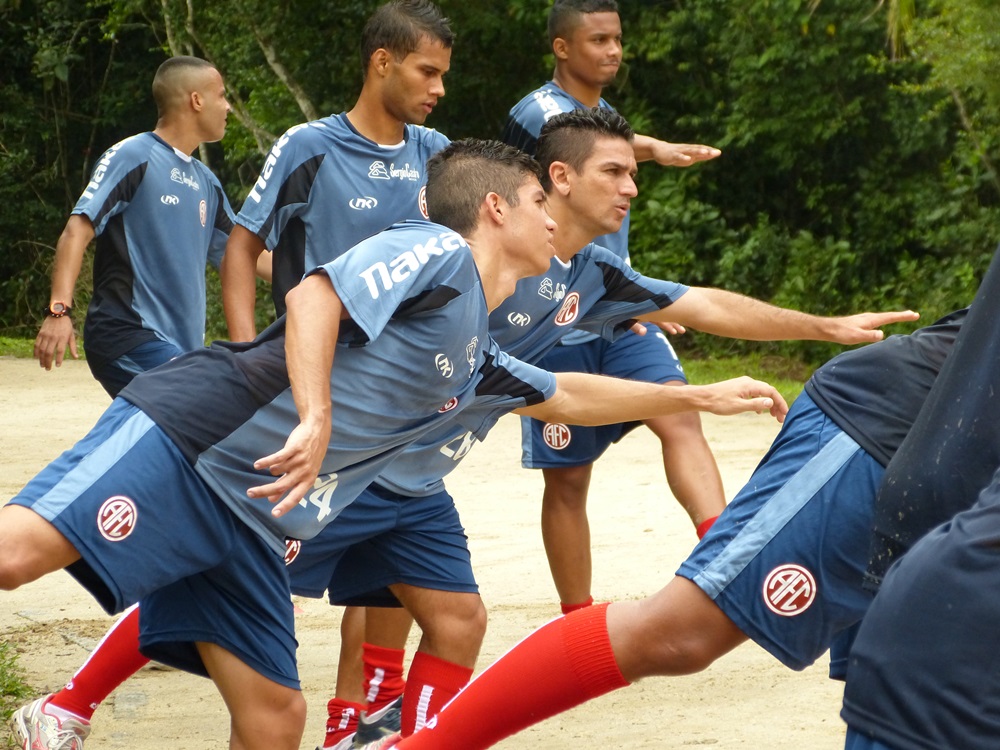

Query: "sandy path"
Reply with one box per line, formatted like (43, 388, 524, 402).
(0, 358, 846, 748)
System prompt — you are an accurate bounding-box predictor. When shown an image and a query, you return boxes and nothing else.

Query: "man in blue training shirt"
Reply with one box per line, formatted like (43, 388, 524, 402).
(291, 108, 918, 744)
(33, 56, 236, 398)
(15, 3, 454, 745)
(219, 1, 453, 740)
(0, 138, 787, 750)
(503, 0, 730, 616)
(221, 0, 452, 338)
(840, 246, 1000, 750)
(351, 309, 966, 750)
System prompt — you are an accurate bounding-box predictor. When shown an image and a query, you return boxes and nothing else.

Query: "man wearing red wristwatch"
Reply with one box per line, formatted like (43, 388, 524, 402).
(34, 55, 236, 398)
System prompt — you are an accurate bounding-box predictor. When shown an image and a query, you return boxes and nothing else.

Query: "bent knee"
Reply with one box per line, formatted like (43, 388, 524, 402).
(423, 596, 488, 650)
(645, 410, 704, 441)
(643, 633, 722, 675)
(0, 506, 80, 589)
(233, 689, 306, 748)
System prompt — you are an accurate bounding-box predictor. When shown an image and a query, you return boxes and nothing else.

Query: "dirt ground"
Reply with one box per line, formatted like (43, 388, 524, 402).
(1, 358, 847, 749)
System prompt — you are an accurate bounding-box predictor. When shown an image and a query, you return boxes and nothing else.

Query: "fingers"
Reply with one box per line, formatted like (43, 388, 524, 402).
(673, 144, 722, 166)
(35, 320, 77, 370)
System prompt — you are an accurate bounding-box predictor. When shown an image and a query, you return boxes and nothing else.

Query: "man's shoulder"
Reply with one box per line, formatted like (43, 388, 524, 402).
(403, 124, 451, 152)
(95, 132, 155, 165)
(507, 81, 574, 122)
(579, 241, 625, 264)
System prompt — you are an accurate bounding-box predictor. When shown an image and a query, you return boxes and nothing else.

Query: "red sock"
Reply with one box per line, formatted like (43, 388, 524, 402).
(401, 652, 473, 736)
(560, 596, 594, 615)
(322, 697, 364, 748)
(49, 604, 150, 720)
(363, 642, 406, 713)
(696, 515, 720, 540)
(396, 603, 628, 749)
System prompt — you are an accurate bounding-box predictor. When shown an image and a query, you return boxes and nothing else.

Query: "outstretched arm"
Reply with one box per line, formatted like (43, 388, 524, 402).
(633, 134, 721, 167)
(248, 272, 344, 515)
(34, 214, 94, 370)
(640, 287, 919, 345)
(516, 373, 787, 426)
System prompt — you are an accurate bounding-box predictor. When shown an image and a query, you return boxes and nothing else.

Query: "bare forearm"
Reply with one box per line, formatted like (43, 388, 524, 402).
(246, 274, 342, 512)
(50, 214, 94, 303)
(517, 372, 786, 425)
(284, 274, 341, 426)
(221, 225, 266, 342)
(644, 287, 825, 340)
(642, 287, 919, 345)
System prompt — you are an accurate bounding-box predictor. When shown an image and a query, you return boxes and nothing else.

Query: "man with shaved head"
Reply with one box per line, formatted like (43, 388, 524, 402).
(33, 55, 236, 398)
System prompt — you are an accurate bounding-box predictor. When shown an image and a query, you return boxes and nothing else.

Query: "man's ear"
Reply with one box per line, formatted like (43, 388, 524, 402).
(552, 37, 569, 61)
(483, 191, 505, 225)
(548, 161, 573, 196)
(371, 48, 392, 77)
(190, 90, 204, 112)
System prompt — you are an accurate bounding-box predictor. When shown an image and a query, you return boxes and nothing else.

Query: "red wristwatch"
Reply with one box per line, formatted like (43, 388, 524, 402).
(44, 301, 73, 318)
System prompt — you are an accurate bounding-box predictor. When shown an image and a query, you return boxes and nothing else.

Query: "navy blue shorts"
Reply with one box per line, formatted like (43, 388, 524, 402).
(87, 338, 184, 398)
(287, 483, 476, 607)
(844, 728, 898, 750)
(9, 399, 299, 687)
(521, 324, 686, 468)
(677, 393, 883, 671)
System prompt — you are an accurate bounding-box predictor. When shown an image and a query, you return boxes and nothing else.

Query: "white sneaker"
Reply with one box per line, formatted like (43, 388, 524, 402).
(317, 734, 357, 750)
(354, 696, 402, 746)
(354, 733, 401, 750)
(10, 696, 91, 750)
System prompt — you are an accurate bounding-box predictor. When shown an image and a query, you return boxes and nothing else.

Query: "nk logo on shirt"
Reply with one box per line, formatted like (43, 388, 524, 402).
(359, 231, 468, 299)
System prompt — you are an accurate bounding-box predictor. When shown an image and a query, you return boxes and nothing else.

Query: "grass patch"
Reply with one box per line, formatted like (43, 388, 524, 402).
(0, 641, 30, 726)
(0, 338, 34, 358)
(683, 354, 811, 407)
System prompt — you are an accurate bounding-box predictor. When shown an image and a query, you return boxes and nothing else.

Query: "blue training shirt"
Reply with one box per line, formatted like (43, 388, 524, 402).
(375, 242, 689, 496)
(121, 220, 555, 551)
(236, 114, 450, 313)
(76, 132, 234, 360)
(502, 82, 629, 263)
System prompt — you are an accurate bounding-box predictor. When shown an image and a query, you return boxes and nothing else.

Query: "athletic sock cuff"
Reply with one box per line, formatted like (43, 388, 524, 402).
(562, 602, 629, 696)
(560, 596, 594, 615)
(363, 642, 406, 668)
(696, 515, 720, 539)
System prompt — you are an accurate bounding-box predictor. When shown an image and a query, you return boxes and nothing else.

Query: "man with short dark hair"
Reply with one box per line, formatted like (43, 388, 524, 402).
(14, 3, 455, 746)
(503, 0, 731, 617)
(3, 136, 787, 750)
(34, 56, 235, 397)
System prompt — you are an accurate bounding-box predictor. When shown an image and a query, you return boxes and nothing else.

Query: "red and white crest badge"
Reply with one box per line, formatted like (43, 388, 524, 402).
(98, 495, 138, 541)
(542, 423, 572, 450)
(438, 397, 459, 413)
(284, 539, 302, 565)
(199, 199, 207, 227)
(554, 292, 581, 326)
(762, 564, 817, 616)
(418, 185, 429, 219)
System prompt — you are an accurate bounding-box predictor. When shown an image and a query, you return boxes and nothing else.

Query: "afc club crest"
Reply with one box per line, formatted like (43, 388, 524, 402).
(97, 495, 138, 541)
(762, 564, 817, 616)
(199, 199, 207, 227)
(419, 185, 428, 218)
(284, 539, 302, 565)
(438, 397, 459, 413)
(542, 423, 572, 450)
(554, 292, 581, 326)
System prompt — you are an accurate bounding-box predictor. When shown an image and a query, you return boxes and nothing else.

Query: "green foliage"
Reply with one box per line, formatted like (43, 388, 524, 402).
(0, 640, 30, 724)
(682, 354, 809, 407)
(0, 0, 997, 363)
